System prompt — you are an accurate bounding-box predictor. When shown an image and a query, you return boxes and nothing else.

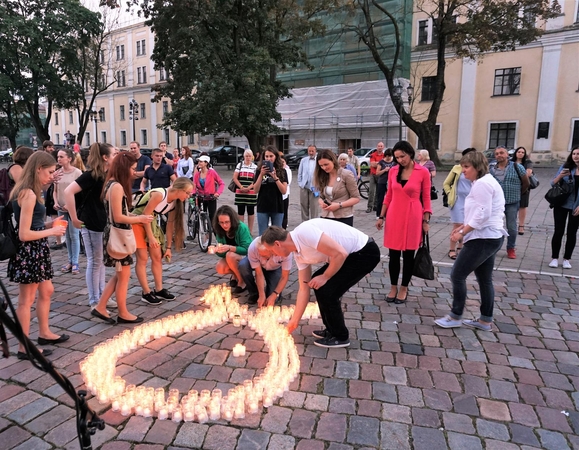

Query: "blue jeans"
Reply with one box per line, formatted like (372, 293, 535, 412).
(81, 228, 105, 306)
(449, 236, 504, 323)
(257, 212, 284, 236)
(504, 201, 519, 250)
(63, 212, 81, 265)
(238, 256, 282, 297)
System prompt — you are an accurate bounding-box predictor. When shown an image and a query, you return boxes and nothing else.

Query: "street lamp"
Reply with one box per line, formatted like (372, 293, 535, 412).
(129, 99, 139, 142)
(90, 107, 104, 143)
(392, 79, 414, 142)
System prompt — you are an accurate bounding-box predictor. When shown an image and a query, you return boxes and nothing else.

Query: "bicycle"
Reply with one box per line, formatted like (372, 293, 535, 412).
(357, 178, 369, 200)
(186, 193, 213, 252)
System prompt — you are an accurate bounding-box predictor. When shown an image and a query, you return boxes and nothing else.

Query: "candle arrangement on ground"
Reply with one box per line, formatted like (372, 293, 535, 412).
(80, 284, 320, 422)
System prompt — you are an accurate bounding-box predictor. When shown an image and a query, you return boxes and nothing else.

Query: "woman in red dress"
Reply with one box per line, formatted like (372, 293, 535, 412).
(376, 141, 432, 304)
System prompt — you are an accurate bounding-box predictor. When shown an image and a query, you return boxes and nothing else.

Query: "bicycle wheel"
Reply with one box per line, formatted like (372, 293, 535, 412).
(358, 180, 369, 199)
(187, 204, 198, 240)
(198, 212, 213, 252)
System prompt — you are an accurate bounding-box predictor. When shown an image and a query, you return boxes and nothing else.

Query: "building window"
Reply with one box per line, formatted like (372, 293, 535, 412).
(116, 44, 124, 61)
(141, 129, 148, 146)
(55, 133, 60, 145)
(116, 70, 126, 87)
(489, 122, 517, 149)
(120, 130, 127, 146)
(137, 66, 147, 84)
(99, 50, 105, 64)
(54, 113, 59, 125)
(418, 20, 428, 45)
(421, 76, 437, 102)
(136, 39, 146, 56)
(101, 131, 107, 143)
(571, 119, 579, 149)
(140, 103, 146, 119)
(162, 101, 169, 118)
(188, 134, 195, 145)
(159, 68, 167, 81)
(493, 67, 521, 96)
(69, 111, 74, 124)
(85, 132, 91, 146)
(537, 122, 550, 139)
(164, 129, 170, 145)
(99, 108, 105, 122)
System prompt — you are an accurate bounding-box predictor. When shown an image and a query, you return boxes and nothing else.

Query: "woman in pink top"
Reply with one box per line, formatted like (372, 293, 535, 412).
(193, 154, 225, 223)
(376, 141, 432, 304)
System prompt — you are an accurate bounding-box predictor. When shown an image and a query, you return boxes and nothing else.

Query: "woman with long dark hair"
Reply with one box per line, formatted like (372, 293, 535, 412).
(177, 146, 195, 179)
(548, 146, 579, 269)
(376, 141, 432, 304)
(90, 152, 153, 324)
(253, 146, 288, 235)
(511, 146, 533, 235)
(64, 142, 118, 309)
(8, 152, 68, 359)
(212, 205, 253, 293)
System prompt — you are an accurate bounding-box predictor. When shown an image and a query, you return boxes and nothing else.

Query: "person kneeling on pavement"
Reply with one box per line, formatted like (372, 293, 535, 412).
(261, 219, 380, 348)
(239, 237, 292, 307)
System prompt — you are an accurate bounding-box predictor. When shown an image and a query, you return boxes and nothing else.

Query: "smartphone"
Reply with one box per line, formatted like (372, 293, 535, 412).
(322, 197, 332, 206)
(263, 160, 274, 172)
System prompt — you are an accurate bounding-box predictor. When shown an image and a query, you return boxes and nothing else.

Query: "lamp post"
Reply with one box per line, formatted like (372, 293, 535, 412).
(392, 79, 414, 142)
(129, 99, 139, 142)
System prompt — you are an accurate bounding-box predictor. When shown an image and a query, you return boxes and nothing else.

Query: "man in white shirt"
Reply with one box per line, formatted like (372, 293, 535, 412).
(346, 147, 361, 179)
(238, 237, 292, 307)
(297, 145, 319, 222)
(261, 219, 380, 348)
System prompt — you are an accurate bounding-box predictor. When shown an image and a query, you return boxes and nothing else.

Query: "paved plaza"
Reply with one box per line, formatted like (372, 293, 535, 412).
(1, 166, 579, 449)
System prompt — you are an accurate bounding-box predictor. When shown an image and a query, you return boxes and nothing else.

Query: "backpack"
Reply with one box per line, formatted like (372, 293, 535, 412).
(0, 202, 19, 261)
(0, 166, 13, 207)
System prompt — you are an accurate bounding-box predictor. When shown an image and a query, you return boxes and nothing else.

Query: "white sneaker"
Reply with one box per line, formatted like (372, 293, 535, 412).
(434, 315, 462, 328)
(563, 260, 572, 269)
(107, 299, 118, 309)
(548, 259, 558, 268)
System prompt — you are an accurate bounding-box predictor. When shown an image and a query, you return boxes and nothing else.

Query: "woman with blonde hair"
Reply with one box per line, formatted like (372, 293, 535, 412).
(72, 152, 86, 172)
(8, 152, 68, 359)
(64, 142, 119, 309)
(417, 149, 436, 178)
(131, 177, 193, 304)
(232, 149, 258, 232)
(314, 149, 360, 226)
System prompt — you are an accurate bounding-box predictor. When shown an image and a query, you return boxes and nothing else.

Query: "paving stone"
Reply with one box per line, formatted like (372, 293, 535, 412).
(324, 379, 347, 397)
(536, 406, 573, 433)
(411, 426, 447, 450)
(537, 429, 571, 450)
(489, 380, 519, 401)
(412, 408, 440, 428)
(380, 421, 410, 450)
(509, 402, 540, 427)
(203, 424, 240, 450)
(261, 406, 292, 433)
(144, 419, 179, 445)
(335, 361, 359, 379)
(304, 394, 329, 411)
(346, 416, 379, 447)
(442, 412, 475, 434)
(328, 398, 356, 415)
(173, 423, 209, 448)
(452, 393, 480, 416)
(295, 439, 325, 450)
(478, 398, 511, 421)
(44, 418, 77, 447)
(327, 444, 353, 450)
(279, 391, 306, 408)
(475, 418, 510, 440)
(0, 426, 31, 449)
(447, 432, 483, 450)
(7, 397, 58, 425)
(383, 366, 407, 385)
(289, 409, 317, 438)
(12, 436, 53, 450)
(315, 413, 347, 442)
(237, 429, 270, 450)
(372, 382, 397, 403)
(423, 389, 452, 411)
(25, 404, 75, 435)
(267, 434, 295, 450)
(382, 404, 411, 424)
(484, 440, 520, 450)
(117, 416, 154, 442)
(510, 423, 540, 447)
(397, 386, 424, 407)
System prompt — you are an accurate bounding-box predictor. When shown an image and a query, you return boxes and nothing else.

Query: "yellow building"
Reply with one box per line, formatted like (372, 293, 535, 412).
(409, 0, 579, 163)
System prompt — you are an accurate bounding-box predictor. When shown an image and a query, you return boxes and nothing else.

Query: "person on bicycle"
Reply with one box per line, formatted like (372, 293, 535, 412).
(212, 205, 253, 294)
(193, 154, 224, 223)
(131, 177, 193, 304)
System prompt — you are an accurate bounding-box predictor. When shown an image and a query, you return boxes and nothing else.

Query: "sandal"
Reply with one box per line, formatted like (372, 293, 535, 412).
(448, 250, 457, 260)
(60, 264, 72, 273)
(518, 226, 525, 235)
(71, 264, 80, 275)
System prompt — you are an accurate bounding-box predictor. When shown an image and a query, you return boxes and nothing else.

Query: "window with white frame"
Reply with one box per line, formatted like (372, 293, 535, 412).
(116, 45, 124, 61)
(159, 68, 167, 81)
(571, 119, 579, 149)
(162, 101, 169, 118)
(136, 39, 146, 56)
(489, 122, 517, 149)
(417, 20, 428, 45)
(188, 135, 195, 145)
(164, 129, 170, 145)
(137, 66, 147, 84)
(140, 103, 146, 119)
(54, 112, 59, 125)
(120, 105, 125, 121)
(493, 67, 521, 96)
(116, 70, 126, 87)
(141, 129, 148, 146)
(101, 131, 107, 143)
(421, 76, 437, 101)
(69, 111, 74, 124)
(120, 130, 127, 146)
(85, 132, 91, 146)
(55, 133, 60, 145)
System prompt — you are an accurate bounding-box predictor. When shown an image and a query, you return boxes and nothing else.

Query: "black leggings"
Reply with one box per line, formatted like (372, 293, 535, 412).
(551, 206, 579, 260)
(388, 249, 416, 287)
(237, 204, 255, 216)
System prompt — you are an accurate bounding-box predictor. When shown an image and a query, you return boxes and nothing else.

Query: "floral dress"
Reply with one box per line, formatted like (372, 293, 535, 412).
(103, 181, 133, 268)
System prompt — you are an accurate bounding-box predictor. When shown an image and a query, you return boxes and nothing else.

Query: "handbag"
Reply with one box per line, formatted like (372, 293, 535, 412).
(430, 185, 438, 200)
(442, 190, 449, 207)
(544, 180, 572, 208)
(529, 174, 540, 190)
(413, 232, 434, 280)
(228, 179, 237, 193)
(106, 183, 136, 261)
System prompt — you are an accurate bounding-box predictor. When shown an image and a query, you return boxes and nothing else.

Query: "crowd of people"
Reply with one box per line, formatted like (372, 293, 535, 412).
(4, 138, 579, 357)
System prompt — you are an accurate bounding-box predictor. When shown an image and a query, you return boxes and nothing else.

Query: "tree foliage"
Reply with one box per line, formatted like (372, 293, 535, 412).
(0, 0, 102, 142)
(348, 0, 560, 162)
(125, 0, 338, 150)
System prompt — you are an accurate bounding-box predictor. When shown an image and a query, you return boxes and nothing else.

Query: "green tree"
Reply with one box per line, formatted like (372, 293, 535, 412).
(0, 76, 30, 150)
(126, 0, 337, 151)
(348, 0, 560, 163)
(0, 0, 102, 143)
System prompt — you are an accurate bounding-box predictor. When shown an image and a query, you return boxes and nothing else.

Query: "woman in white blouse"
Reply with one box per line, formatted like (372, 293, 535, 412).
(177, 146, 195, 179)
(435, 151, 507, 332)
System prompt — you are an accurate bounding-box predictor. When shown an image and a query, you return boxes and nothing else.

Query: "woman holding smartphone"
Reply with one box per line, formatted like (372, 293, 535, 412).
(253, 146, 288, 235)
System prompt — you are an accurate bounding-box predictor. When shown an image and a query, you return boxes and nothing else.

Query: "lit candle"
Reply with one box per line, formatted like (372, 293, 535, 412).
(157, 407, 168, 420)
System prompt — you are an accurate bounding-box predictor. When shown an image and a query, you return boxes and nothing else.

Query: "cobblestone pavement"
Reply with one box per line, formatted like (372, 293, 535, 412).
(1, 166, 579, 449)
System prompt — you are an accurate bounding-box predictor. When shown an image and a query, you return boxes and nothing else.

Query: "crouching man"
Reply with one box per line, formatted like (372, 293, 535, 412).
(238, 237, 292, 307)
(261, 219, 380, 348)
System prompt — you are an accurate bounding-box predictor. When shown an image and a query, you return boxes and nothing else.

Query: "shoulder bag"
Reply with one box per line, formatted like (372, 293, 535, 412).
(529, 173, 540, 190)
(544, 180, 573, 208)
(228, 163, 241, 193)
(413, 232, 435, 280)
(106, 183, 136, 261)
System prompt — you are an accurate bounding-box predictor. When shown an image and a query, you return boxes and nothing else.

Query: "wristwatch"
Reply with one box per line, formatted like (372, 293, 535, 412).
(458, 229, 464, 234)
(272, 290, 279, 297)
(378, 216, 385, 220)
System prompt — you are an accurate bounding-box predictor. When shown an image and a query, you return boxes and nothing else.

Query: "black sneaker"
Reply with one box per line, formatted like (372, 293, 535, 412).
(50, 243, 64, 250)
(142, 292, 162, 305)
(229, 277, 238, 288)
(154, 288, 175, 300)
(314, 336, 350, 348)
(312, 329, 330, 339)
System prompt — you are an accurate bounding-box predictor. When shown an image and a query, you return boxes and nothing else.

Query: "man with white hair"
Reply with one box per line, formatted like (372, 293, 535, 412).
(238, 236, 292, 307)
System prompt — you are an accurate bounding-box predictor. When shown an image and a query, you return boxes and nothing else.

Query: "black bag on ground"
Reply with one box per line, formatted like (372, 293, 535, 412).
(413, 232, 434, 280)
(0, 202, 18, 261)
(430, 185, 438, 200)
(544, 180, 572, 208)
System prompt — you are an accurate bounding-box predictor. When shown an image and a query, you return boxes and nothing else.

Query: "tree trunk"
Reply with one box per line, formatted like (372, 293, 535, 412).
(246, 134, 266, 158)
